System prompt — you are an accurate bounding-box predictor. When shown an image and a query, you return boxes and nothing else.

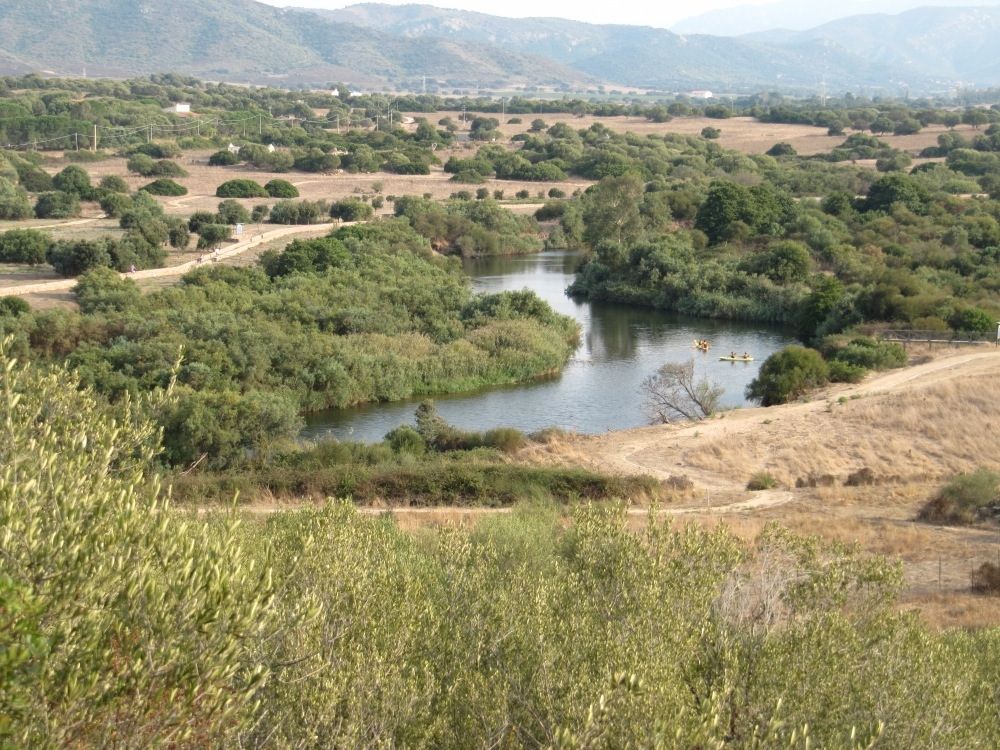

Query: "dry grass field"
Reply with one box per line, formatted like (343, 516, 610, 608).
(425, 112, 979, 157)
(63, 150, 592, 219)
(508, 347, 1000, 628)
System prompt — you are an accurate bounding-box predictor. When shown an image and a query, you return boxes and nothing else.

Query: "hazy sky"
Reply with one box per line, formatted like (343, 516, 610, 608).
(259, 0, 1000, 29)
(261, 0, 786, 27)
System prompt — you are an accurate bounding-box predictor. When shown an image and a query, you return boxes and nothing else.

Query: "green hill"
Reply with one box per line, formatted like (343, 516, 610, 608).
(0, 0, 589, 87)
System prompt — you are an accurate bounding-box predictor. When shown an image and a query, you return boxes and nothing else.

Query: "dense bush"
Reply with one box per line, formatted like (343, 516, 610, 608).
(52, 165, 92, 197)
(126, 154, 187, 178)
(216, 179, 267, 198)
(98, 174, 128, 193)
(746, 345, 830, 406)
(216, 199, 250, 225)
(268, 199, 326, 225)
(45, 238, 111, 276)
(918, 470, 1000, 525)
(747, 471, 779, 490)
(0, 228, 48, 264)
(208, 149, 240, 166)
(264, 178, 299, 198)
(329, 198, 374, 221)
(394, 195, 542, 256)
(34, 190, 80, 219)
(0, 296, 31, 316)
(139, 178, 187, 196)
(830, 338, 907, 371)
(4, 221, 577, 466)
(196, 223, 231, 249)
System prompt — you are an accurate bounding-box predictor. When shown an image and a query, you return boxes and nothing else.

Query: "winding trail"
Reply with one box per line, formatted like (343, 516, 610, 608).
(545, 349, 1000, 514)
(201, 349, 1000, 519)
(0, 222, 339, 298)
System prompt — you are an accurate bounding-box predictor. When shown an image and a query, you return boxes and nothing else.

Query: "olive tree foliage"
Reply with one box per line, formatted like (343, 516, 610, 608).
(0, 338, 277, 748)
(640, 359, 724, 423)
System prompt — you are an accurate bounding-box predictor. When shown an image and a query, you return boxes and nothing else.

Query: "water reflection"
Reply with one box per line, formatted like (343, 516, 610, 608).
(302, 251, 795, 443)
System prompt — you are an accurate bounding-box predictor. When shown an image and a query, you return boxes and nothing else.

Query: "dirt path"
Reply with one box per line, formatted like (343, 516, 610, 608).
(522, 348, 1000, 513)
(0, 222, 339, 298)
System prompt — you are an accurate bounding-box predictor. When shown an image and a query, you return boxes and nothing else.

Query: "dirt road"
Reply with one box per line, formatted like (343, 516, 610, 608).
(525, 348, 1000, 512)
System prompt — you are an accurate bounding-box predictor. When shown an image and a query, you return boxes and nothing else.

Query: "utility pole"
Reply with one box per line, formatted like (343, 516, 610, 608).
(92, 124, 98, 153)
(74, 132, 79, 151)
(259, 113, 262, 136)
(148, 124, 152, 143)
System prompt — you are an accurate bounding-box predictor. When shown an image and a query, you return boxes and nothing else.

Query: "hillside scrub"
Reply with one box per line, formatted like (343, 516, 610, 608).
(5, 346, 1000, 746)
(918, 470, 1000, 525)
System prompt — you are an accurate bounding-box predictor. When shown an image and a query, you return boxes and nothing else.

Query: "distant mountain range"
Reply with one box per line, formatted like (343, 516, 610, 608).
(0, 0, 588, 87)
(671, 0, 1000, 36)
(1, 0, 1000, 93)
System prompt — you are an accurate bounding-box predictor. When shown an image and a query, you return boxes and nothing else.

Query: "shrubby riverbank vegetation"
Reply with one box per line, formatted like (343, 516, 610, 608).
(0, 220, 578, 466)
(5, 349, 1000, 748)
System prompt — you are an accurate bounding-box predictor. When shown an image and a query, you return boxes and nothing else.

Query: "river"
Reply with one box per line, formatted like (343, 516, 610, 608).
(301, 250, 795, 443)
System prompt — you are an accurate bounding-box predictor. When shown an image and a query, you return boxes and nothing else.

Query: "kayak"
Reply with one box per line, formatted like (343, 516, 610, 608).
(719, 356, 754, 362)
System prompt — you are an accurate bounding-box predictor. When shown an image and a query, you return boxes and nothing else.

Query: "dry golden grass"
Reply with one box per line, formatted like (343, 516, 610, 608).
(511, 350, 1000, 629)
(682, 366, 1000, 487)
(427, 112, 978, 157)
(64, 149, 591, 218)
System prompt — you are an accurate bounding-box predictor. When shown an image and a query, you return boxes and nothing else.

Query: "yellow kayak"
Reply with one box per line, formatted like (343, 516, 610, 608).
(719, 356, 754, 362)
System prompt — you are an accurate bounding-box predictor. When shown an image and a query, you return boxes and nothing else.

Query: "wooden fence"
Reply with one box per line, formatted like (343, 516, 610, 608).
(880, 329, 999, 347)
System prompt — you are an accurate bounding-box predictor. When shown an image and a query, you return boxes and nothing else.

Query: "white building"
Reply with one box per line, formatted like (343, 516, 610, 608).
(166, 102, 192, 114)
(688, 90, 714, 99)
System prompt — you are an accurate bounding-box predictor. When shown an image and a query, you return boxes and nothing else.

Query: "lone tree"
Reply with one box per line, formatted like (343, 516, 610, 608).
(641, 360, 724, 423)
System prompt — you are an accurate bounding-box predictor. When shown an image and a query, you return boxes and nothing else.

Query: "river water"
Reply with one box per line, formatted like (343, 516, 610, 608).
(302, 250, 795, 443)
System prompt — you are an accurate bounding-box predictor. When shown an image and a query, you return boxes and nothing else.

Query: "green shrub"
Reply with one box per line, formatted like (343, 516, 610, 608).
(126, 154, 186, 178)
(73, 266, 141, 313)
(834, 338, 907, 370)
(0, 228, 49, 264)
(208, 149, 240, 166)
(827, 359, 866, 383)
(52, 165, 91, 197)
(98, 175, 129, 193)
(46, 238, 112, 276)
(34, 191, 80, 219)
(268, 200, 325, 225)
(196, 224, 231, 249)
(747, 471, 779, 490)
(217, 199, 250, 225)
(0, 296, 30, 316)
(918, 470, 1000, 525)
(264, 179, 299, 198)
(329, 198, 374, 222)
(215, 179, 267, 198)
(139, 178, 187, 196)
(746, 346, 829, 406)
(385, 425, 427, 456)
